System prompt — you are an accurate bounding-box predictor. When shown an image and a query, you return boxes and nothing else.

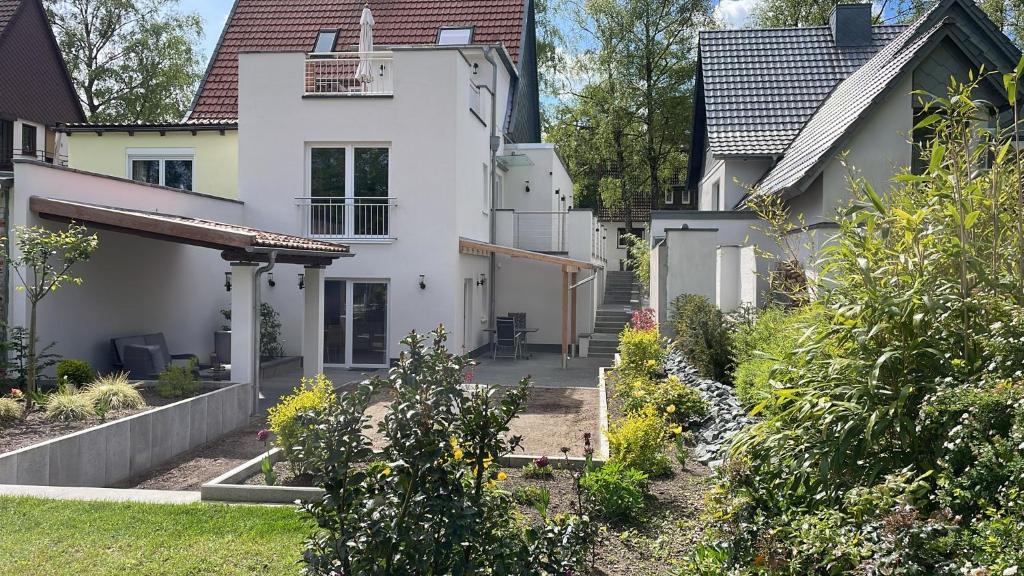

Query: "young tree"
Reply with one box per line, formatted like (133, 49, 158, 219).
(6, 223, 98, 410)
(45, 0, 203, 122)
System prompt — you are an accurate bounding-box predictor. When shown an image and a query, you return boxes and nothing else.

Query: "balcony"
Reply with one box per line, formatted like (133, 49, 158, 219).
(296, 197, 396, 241)
(513, 211, 567, 253)
(304, 52, 394, 96)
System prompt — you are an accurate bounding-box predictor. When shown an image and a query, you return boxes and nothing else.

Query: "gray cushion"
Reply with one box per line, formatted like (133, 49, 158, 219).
(122, 344, 167, 379)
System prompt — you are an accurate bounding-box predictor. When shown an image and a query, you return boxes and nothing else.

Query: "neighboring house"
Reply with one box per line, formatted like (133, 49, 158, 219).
(598, 199, 650, 273)
(650, 0, 1020, 327)
(10, 0, 606, 385)
(0, 0, 84, 327)
(0, 0, 83, 170)
(59, 121, 239, 200)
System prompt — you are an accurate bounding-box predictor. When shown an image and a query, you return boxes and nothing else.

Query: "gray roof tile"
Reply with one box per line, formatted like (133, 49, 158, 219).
(701, 24, 906, 156)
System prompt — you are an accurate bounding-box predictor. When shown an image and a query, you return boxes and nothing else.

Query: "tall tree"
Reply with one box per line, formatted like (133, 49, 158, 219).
(45, 0, 203, 122)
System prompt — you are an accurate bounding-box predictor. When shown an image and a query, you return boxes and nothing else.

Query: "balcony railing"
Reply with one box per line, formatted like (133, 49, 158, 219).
(304, 52, 394, 96)
(2, 148, 68, 172)
(296, 196, 396, 240)
(514, 211, 567, 252)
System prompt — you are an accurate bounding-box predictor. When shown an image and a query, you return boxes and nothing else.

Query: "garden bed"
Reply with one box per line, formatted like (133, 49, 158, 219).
(0, 384, 221, 455)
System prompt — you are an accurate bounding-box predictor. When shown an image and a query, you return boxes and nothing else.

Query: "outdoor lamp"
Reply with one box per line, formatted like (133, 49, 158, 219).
(298, 273, 305, 290)
(477, 273, 487, 287)
(267, 272, 276, 288)
(419, 274, 427, 290)
(525, 180, 531, 193)
(224, 271, 232, 292)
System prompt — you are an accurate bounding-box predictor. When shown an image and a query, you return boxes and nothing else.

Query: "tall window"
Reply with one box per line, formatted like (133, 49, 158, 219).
(309, 145, 390, 237)
(21, 124, 37, 156)
(128, 149, 194, 190)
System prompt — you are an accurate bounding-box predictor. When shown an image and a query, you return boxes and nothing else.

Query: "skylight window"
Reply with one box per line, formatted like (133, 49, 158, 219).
(437, 27, 474, 45)
(313, 29, 338, 53)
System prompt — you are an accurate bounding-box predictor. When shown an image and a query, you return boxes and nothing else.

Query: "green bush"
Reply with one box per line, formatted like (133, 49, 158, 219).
(607, 405, 671, 476)
(44, 391, 94, 421)
(56, 359, 95, 389)
(670, 294, 733, 383)
(84, 372, 146, 412)
(266, 373, 337, 473)
(617, 325, 665, 381)
(731, 305, 825, 408)
(296, 327, 593, 574)
(619, 374, 707, 426)
(0, 397, 20, 422)
(580, 461, 648, 523)
(513, 485, 552, 517)
(154, 360, 200, 399)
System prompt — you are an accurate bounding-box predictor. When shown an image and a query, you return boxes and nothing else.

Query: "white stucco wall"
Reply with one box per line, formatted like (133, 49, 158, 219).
(9, 162, 243, 373)
(237, 48, 517, 363)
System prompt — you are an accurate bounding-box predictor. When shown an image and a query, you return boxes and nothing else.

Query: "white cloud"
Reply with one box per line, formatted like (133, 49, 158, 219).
(713, 0, 762, 28)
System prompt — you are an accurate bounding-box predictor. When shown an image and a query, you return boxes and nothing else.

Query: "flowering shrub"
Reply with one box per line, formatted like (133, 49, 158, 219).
(522, 455, 555, 479)
(297, 327, 593, 575)
(266, 373, 336, 473)
(619, 374, 707, 427)
(631, 308, 657, 331)
(607, 405, 671, 477)
(617, 325, 665, 382)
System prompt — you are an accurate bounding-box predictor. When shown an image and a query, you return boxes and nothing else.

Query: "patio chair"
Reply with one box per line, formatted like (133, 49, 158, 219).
(492, 317, 522, 360)
(111, 333, 202, 378)
(507, 312, 529, 357)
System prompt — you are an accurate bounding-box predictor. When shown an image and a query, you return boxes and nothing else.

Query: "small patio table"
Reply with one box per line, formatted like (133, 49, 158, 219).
(484, 327, 539, 359)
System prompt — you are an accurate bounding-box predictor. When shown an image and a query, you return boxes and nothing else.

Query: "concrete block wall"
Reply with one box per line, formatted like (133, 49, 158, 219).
(0, 382, 252, 487)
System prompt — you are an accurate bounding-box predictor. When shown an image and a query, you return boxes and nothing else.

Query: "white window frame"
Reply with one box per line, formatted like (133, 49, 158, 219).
(126, 147, 195, 189)
(304, 142, 391, 200)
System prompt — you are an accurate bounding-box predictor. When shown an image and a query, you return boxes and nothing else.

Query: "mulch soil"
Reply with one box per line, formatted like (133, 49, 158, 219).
(0, 387, 215, 455)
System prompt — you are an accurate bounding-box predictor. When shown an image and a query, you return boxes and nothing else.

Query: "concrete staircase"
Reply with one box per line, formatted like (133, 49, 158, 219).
(589, 271, 640, 358)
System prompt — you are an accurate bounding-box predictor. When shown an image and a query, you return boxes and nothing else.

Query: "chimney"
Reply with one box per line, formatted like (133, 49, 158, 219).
(829, 3, 873, 47)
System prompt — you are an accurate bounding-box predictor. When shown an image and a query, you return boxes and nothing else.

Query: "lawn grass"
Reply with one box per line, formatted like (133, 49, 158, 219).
(0, 497, 312, 576)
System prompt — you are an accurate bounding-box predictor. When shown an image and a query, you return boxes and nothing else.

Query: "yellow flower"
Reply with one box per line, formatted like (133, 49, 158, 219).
(645, 359, 658, 368)
(666, 404, 676, 414)
(450, 436, 460, 448)
(453, 447, 464, 461)
(381, 466, 391, 476)
(633, 390, 645, 398)
(672, 426, 683, 435)
(497, 471, 507, 481)
(486, 480, 497, 489)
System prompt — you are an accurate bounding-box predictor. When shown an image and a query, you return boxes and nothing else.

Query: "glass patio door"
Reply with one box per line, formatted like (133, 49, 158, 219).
(324, 280, 388, 367)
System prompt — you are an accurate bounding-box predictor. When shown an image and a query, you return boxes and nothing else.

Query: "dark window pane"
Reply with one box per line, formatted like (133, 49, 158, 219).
(132, 160, 160, 184)
(21, 125, 36, 155)
(354, 148, 389, 236)
(311, 148, 346, 197)
(164, 160, 193, 191)
(352, 282, 387, 365)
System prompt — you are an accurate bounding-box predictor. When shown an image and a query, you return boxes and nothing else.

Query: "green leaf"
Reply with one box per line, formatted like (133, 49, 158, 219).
(863, 180, 887, 215)
(964, 211, 981, 229)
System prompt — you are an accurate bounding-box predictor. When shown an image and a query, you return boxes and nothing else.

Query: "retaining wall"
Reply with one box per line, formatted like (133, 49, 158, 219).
(0, 382, 253, 487)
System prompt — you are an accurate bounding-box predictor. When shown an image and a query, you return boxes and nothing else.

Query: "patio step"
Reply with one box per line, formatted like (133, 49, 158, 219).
(584, 271, 640, 358)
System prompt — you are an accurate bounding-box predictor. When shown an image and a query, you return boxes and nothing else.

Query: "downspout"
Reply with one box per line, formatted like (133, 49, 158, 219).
(252, 251, 276, 415)
(484, 46, 500, 342)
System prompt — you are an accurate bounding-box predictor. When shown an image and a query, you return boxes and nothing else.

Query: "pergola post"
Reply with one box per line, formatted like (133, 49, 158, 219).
(302, 266, 326, 378)
(571, 271, 578, 357)
(562, 266, 569, 369)
(230, 263, 258, 412)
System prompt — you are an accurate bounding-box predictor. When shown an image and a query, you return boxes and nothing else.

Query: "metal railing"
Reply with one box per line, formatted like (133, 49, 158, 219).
(514, 211, 567, 252)
(3, 148, 68, 171)
(296, 196, 397, 240)
(304, 52, 394, 96)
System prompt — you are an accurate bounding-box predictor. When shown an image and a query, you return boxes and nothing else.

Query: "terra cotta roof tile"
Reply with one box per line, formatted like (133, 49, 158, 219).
(188, 0, 527, 121)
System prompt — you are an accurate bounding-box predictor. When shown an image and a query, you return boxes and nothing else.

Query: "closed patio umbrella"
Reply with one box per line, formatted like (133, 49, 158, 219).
(355, 3, 375, 84)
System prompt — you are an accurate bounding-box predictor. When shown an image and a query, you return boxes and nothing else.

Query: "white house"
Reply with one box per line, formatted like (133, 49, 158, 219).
(650, 0, 1020, 326)
(6, 0, 606, 398)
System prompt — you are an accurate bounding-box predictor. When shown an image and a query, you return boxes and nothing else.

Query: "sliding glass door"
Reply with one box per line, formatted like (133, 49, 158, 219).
(324, 280, 388, 367)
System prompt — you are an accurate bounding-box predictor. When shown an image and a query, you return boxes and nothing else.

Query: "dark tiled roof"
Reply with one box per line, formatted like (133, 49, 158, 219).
(757, 6, 953, 193)
(598, 203, 651, 223)
(0, 0, 20, 35)
(189, 0, 527, 121)
(701, 24, 905, 156)
(60, 120, 239, 132)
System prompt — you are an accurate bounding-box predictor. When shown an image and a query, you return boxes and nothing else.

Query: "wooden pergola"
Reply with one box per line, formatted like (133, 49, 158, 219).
(459, 237, 598, 367)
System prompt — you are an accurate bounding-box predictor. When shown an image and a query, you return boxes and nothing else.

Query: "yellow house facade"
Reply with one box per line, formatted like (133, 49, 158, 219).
(61, 123, 239, 200)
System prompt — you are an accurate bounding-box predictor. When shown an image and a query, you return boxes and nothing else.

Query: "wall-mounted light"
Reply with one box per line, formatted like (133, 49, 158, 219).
(472, 62, 479, 75)
(267, 272, 276, 288)
(525, 180, 531, 193)
(419, 274, 427, 290)
(298, 273, 305, 290)
(224, 271, 232, 292)
(476, 273, 487, 287)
